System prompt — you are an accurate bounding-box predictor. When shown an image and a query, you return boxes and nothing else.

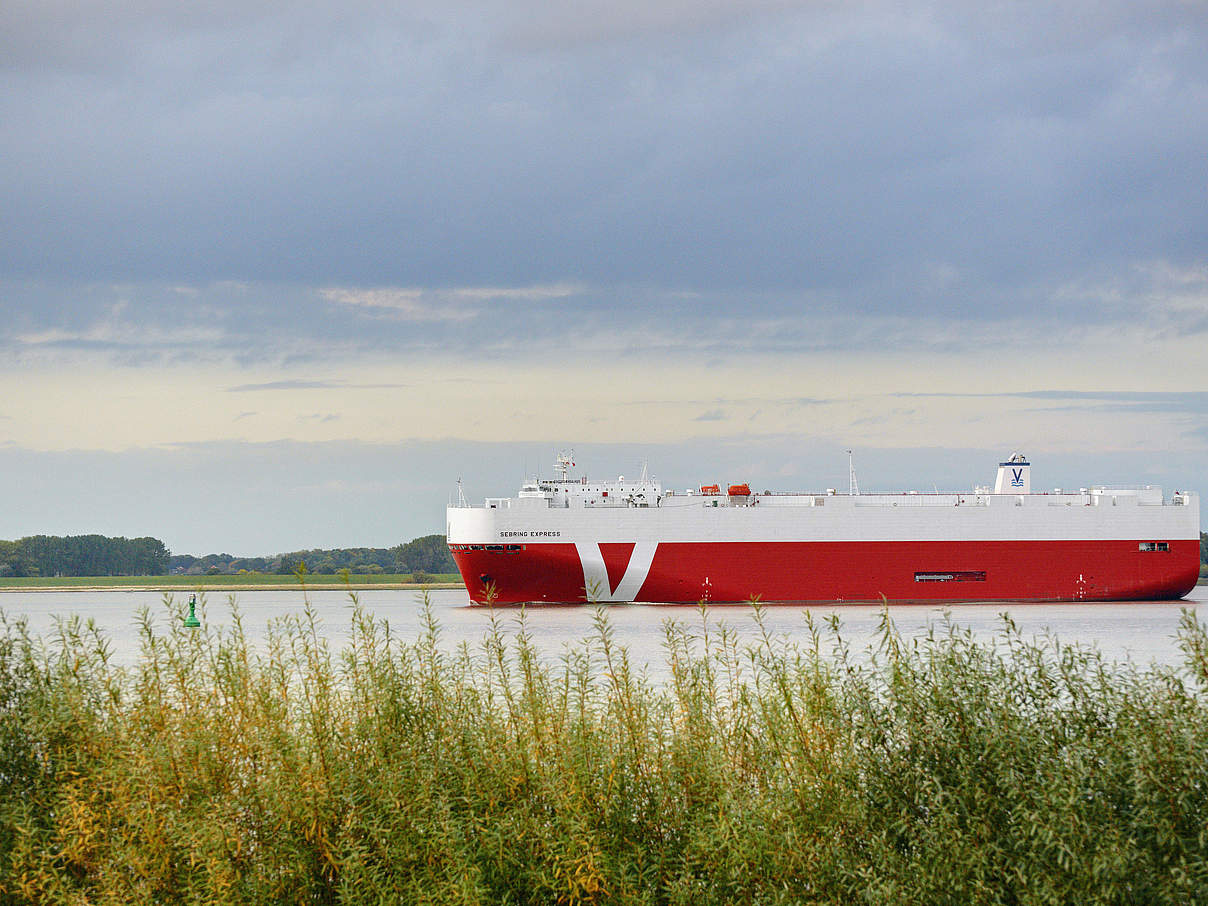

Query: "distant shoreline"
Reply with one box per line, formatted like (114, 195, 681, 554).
(0, 574, 464, 593)
(0, 584, 465, 593)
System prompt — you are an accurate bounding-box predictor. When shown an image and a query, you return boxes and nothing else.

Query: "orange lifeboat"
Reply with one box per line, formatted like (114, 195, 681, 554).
(727, 483, 751, 496)
(700, 484, 720, 495)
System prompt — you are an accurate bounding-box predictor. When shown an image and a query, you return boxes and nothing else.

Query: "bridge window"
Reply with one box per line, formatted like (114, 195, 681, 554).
(1138, 542, 1169, 552)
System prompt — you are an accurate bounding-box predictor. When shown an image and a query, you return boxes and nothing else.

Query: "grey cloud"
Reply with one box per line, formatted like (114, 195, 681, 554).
(892, 390, 1208, 417)
(0, 0, 440, 75)
(228, 380, 410, 391)
(3, 0, 1204, 304)
(0, 273, 1196, 374)
(1017, 391, 1208, 405)
(2, 0, 1206, 380)
(623, 396, 833, 407)
(229, 380, 346, 392)
(495, 0, 817, 50)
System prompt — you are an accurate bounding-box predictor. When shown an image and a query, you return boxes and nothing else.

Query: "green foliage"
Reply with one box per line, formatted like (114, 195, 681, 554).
(1, 598, 1207, 903)
(1, 534, 460, 580)
(0, 541, 36, 579)
(0, 535, 169, 577)
(170, 552, 274, 574)
(275, 549, 394, 576)
(391, 534, 457, 575)
(172, 535, 457, 577)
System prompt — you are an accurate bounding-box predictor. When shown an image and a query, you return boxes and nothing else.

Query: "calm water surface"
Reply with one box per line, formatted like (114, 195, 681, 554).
(2, 586, 1205, 673)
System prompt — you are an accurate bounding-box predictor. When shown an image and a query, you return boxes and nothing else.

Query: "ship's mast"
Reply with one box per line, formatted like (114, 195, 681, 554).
(847, 450, 860, 496)
(554, 449, 575, 480)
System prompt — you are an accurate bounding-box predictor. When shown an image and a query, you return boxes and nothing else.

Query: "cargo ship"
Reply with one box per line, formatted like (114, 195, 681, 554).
(446, 453, 1200, 604)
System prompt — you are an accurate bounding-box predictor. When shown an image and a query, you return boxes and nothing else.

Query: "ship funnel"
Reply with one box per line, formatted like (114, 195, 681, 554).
(994, 453, 1030, 493)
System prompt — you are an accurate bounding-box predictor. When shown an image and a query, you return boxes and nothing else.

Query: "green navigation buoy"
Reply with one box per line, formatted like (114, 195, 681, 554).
(184, 593, 201, 628)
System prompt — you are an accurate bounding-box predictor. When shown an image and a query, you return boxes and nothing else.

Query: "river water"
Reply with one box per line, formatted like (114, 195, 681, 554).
(3, 586, 1205, 674)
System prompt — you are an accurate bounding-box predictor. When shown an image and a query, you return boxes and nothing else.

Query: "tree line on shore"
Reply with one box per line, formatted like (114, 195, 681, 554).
(0, 535, 169, 578)
(0, 533, 455, 578)
(2, 531, 1204, 579)
(170, 534, 455, 577)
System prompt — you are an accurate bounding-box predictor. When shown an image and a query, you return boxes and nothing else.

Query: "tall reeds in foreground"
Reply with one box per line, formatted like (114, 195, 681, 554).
(1, 593, 1207, 904)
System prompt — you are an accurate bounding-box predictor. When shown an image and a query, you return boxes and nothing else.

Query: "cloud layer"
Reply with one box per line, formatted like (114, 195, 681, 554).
(4, 0, 1205, 293)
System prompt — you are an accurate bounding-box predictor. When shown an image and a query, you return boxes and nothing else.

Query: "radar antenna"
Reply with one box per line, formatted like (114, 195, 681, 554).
(553, 449, 575, 480)
(847, 450, 860, 496)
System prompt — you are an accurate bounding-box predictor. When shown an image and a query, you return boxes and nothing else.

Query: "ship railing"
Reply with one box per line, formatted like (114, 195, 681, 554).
(855, 494, 978, 507)
(1087, 486, 1166, 505)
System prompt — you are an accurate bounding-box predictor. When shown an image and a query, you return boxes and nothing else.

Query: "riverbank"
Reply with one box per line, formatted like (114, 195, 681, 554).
(0, 573, 463, 593)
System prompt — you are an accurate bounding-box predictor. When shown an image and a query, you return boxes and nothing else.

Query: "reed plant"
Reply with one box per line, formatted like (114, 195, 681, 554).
(1, 590, 1207, 904)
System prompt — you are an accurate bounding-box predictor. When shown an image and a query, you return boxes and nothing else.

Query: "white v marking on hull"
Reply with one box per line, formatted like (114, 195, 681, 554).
(575, 543, 609, 602)
(575, 542, 658, 602)
(611, 543, 657, 601)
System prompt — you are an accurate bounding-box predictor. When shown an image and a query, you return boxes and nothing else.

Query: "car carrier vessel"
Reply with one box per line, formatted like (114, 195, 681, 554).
(446, 453, 1200, 604)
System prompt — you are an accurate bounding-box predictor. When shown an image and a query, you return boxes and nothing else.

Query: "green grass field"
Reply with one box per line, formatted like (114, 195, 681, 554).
(0, 573, 462, 590)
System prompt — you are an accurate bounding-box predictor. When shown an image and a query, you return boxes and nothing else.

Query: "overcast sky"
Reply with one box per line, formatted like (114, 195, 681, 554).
(2, 0, 1205, 554)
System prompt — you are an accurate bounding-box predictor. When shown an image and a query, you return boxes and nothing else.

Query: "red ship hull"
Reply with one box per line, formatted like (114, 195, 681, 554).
(451, 539, 1201, 605)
